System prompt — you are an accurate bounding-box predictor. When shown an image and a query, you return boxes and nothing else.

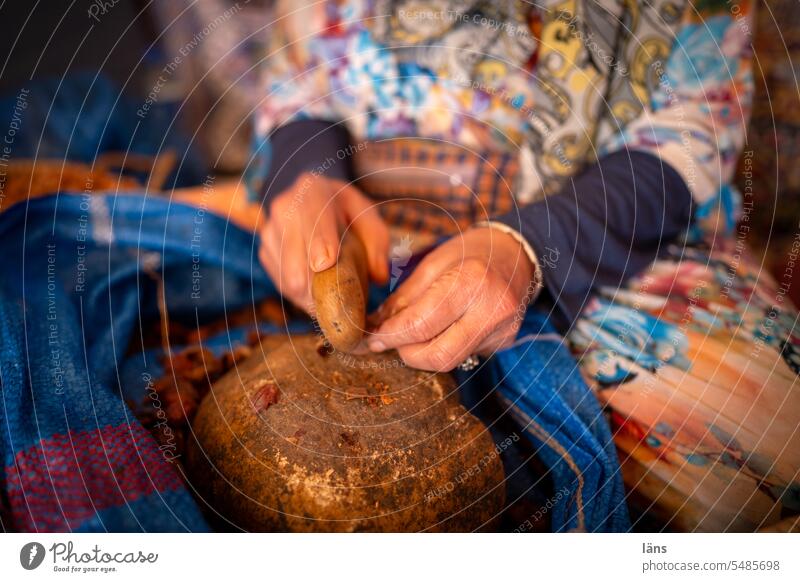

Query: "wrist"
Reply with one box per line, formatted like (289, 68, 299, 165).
(472, 221, 542, 302)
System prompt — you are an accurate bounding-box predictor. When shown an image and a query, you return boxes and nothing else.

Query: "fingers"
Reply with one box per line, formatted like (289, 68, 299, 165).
(278, 224, 312, 310)
(379, 302, 518, 371)
(262, 220, 314, 312)
(396, 309, 496, 372)
(306, 197, 339, 273)
(259, 175, 391, 317)
(368, 269, 470, 351)
(340, 184, 390, 283)
(366, 240, 525, 370)
(370, 245, 455, 326)
(261, 178, 339, 312)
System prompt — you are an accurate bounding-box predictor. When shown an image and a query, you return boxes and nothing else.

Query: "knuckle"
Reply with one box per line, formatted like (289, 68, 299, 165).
(416, 260, 438, 281)
(441, 283, 466, 310)
(282, 274, 306, 297)
(400, 316, 435, 342)
(460, 258, 488, 281)
(397, 346, 429, 371)
(392, 318, 413, 340)
(270, 193, 294, 218)
(383, 293, 409, 319)
(495, 287, 521, 318)
(427, 343, 460, 371)
(294, 171, 320, 192)
(432, 269, 460, 294)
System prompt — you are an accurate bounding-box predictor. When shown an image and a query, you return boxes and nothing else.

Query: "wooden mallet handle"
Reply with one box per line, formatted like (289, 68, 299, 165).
(312, 232, 368, 352)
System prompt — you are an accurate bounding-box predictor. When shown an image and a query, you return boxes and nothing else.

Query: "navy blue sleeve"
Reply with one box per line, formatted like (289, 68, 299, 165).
(495, 150, 694, 332)
(260, 119, 351, 204)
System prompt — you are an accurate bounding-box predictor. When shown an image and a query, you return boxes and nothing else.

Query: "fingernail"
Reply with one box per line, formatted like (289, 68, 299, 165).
(368, 340, 386, 352)
(313, 248, 331, 271)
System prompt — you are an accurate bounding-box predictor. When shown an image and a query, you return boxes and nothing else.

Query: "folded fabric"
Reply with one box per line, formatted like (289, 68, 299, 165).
(0, 193, 275, 531)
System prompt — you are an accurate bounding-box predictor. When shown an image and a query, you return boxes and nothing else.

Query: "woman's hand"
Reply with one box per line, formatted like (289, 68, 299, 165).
(258, 172, 389, 313)
(367, 226, 538, 371)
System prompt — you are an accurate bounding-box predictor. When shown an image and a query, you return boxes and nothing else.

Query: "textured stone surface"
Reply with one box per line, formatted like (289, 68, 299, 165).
(186, 335, 505, 532)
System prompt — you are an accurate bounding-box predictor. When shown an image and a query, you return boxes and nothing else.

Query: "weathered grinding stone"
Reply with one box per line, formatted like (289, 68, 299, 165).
(186, 335, 505, 531)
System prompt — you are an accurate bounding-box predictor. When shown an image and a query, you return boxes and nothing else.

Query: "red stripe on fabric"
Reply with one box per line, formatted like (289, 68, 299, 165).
(5, 422, 183, 531)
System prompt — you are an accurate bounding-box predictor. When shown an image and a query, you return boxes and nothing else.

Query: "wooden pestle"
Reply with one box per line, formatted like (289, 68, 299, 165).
(311, 232, 368, 352)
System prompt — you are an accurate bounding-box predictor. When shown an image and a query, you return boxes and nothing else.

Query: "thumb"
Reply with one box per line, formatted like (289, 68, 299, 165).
(307, 198, 341, 273)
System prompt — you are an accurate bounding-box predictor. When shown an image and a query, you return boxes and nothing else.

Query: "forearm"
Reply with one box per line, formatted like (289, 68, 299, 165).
(494, 150, 693, 331)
